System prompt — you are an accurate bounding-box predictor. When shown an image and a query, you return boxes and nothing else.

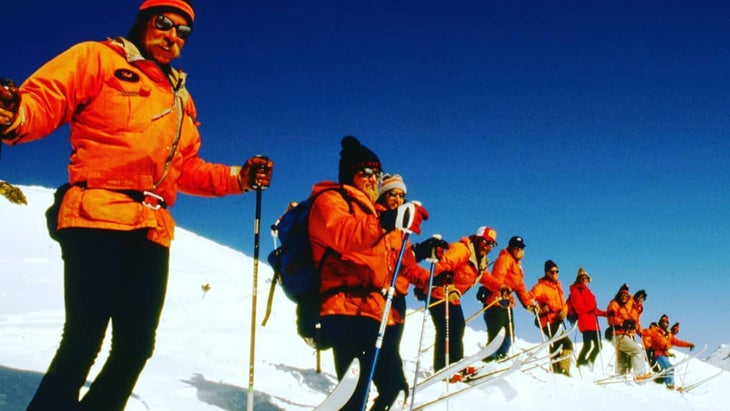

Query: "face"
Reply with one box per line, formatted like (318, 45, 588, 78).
(511, 247, 525, 261)
(383, 189, 406, 210)
(353, 167, 381, 203)
(546, 266, 559, 280)
(475, 238, 495, 258)
(142, 13, 189, 65)
(660, 319, 669, 328)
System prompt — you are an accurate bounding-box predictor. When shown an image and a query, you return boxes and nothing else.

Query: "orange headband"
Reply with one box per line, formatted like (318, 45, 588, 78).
(139, 0, 195, 22)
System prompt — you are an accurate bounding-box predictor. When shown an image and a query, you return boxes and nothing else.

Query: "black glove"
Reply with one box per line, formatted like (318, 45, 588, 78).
(413, 287, 427, 301)
(432, 271, 454, 286)
(689, 344, 695, 351)
(476, 285, 488, 303)
(412, 237, 449, 262)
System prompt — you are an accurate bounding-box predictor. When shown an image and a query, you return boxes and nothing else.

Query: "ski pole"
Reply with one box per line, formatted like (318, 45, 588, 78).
(464, 297, 501, 325)
(409, 234, 441, 411)
(361, 232, 411, 411)
(246, 185, 263, 411)
(596, 317, 605, 374)
(260, 223, 280, 327)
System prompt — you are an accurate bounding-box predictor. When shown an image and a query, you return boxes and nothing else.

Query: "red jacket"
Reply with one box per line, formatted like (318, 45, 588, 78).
(479, 248, 533, 309)
(568, 282, 606, 332)
(3, 38, 243, 247)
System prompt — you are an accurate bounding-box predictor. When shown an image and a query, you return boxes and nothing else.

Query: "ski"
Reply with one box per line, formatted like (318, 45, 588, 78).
(413, 328, 505, 392)
(411, 354, 524, 410)
(595, 344, 707, 386)
(314, 358, 360, 411)
(493, 322, 576, 365)
(678, 370, 723, 393)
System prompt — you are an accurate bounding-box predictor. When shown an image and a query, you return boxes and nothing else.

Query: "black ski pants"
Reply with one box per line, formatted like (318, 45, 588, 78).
(576, 330, 602, 365)
(27, 228, 169, 411)
(321, 314, 404, 411)
(428, 301, 465, 371)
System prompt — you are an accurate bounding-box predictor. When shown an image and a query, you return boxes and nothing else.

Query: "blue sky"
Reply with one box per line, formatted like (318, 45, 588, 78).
(2, 1, 729, 350)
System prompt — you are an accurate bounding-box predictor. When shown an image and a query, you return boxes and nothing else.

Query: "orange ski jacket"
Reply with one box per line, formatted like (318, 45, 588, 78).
(3, 38, 243, 246)
(427, 237, 487, 305)
(531, 277, 568, 328)
(479, 248, 534, 309)
(606, 298, 642, 336)
(309, 181, 412, 325)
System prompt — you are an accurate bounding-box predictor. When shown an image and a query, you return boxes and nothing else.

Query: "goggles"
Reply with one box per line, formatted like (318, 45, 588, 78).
(154, 15, 192, 39)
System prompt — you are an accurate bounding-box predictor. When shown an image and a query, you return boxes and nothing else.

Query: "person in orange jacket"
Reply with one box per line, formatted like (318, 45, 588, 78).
(416, 226, 496, 375)
(309, 136, 429, 411)
(606, 284, 649, 377)
(530, 260, 574, 376)
(645, 314, 695, 389)
(1, 2, 274, 410)
(568, 267, 607, 369)
(373, 173, 442, 407)
(479, 236, 536, 361)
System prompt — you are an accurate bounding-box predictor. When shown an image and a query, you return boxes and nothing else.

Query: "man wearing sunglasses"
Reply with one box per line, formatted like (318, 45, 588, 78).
(1, 1, 274, 410)
(309, 136, 430, 410)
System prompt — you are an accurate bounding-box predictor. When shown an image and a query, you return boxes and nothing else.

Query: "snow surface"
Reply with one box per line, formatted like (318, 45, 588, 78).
(1, 185, 728, 411)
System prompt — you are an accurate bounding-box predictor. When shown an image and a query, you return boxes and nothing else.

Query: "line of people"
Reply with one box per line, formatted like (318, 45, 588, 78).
(304, 136, 696, 409)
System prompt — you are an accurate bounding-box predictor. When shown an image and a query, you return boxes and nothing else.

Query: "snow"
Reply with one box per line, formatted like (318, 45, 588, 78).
(1, 185, 728, 411)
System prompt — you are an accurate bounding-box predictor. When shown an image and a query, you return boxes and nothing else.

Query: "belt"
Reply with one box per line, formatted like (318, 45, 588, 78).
(74, 182, 167, 210)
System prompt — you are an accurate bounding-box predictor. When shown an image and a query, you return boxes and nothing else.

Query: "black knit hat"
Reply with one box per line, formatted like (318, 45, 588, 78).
(544, 260, 558, 273)
(338, 136, 381, 185)
(634, 289, 647, 301)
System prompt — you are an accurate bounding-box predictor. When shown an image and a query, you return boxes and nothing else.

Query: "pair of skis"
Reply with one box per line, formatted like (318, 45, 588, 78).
(594, 344, 707, 386)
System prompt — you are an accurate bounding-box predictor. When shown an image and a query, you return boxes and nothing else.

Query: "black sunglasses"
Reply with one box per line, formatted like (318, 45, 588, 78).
(386, 191, 406, 199)
(154, 15, 192, 40)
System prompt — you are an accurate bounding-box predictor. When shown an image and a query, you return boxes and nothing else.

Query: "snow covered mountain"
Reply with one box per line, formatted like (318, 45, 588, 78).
(1, 185, 728, 411)
(705, 344, 730, 371)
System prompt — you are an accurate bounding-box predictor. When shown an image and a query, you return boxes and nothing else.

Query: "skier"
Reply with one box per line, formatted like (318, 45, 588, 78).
(309, 136, 429, 411)
(479, 236, 536, 361)
(372, 173, 440, 409)
(569, 267, 607, 370)
(415, 226, 497, 379)
(606, 284, 650, 378)
(530, 260, 574, 376)
(644, 314, 695, 390)
(1, 1, 274, 410)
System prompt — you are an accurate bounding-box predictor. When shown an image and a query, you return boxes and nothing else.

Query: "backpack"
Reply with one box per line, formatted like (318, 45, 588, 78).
(264, 187, 351, 349)
(566, 295, 578, 325)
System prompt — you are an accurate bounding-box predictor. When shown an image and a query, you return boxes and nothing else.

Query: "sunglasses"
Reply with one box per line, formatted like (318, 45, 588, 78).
(357, 167, 382, 179)
(386, 191, 406, 199)
(549, 269, 559, 274)
(154, 15, 192, 40)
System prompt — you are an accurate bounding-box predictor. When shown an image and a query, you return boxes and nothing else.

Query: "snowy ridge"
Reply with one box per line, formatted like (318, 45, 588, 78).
(704, 344, 730, 371)
(1, 185, 729, 411)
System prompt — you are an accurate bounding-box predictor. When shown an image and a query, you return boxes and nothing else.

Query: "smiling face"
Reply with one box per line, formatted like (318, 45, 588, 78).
(141, 12, 188, 65)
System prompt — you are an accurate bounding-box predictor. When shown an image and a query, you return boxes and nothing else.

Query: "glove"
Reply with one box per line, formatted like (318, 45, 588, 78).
(432, 271, 454, 286)
(689, 344, 695, 351)
(413, 287, 427, 301)
(0, 78, 20, 137)
(412, 236, 449, 262)
(499, 286, 511, 299)
(379, 201, 429, 234)
(447, 286, 461, 304)
(239, 155, 273, 191)
(476, 285, 488, 303)
(499, 298, 510, 308)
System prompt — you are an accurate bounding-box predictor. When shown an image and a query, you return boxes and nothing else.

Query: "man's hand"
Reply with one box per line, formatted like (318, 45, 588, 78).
(239, 155, 273, 191)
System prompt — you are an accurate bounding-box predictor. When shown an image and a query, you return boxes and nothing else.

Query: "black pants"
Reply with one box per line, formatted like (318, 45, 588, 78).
(483, 305, 512, 359)
(27, 228, 169, 411)
(576, 330, 602, 365)
(320, 315, 404, 411)
(428, 301, 465, 371)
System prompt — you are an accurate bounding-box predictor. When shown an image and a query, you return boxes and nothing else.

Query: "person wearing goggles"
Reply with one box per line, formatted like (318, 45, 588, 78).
(3, 1, 274, 409)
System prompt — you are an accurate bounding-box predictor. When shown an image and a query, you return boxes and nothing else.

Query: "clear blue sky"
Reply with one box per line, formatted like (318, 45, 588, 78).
(3, 1, 729, 351)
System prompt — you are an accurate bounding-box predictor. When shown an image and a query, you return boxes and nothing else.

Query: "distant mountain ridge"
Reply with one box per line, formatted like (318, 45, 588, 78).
(705, 344, 730, 371)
